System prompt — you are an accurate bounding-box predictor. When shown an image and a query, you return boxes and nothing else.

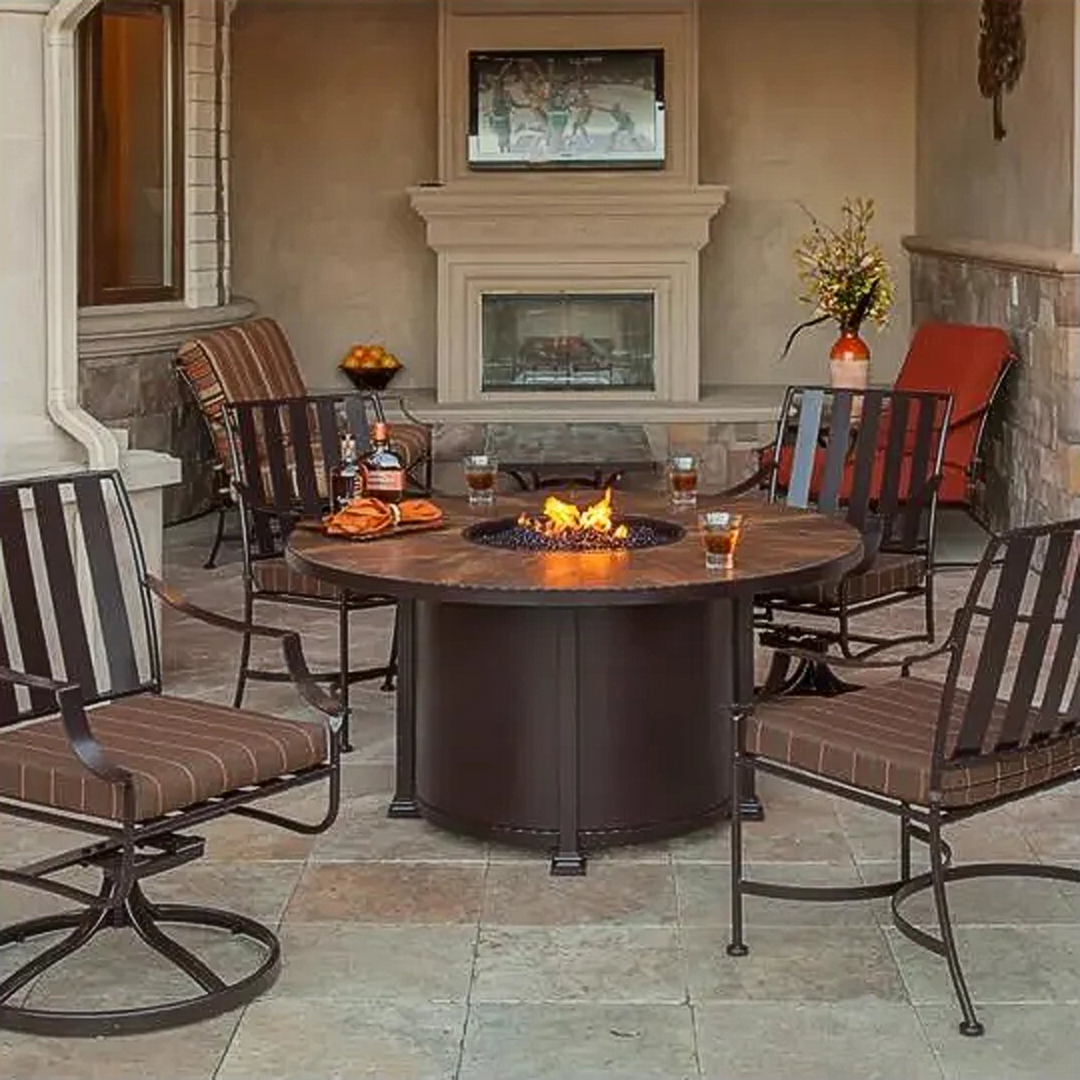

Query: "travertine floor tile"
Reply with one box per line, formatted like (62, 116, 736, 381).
(459, 1003, 698, 1080)
(271, 923, 477, 1001)
(887, 925, 1080, 1005)
(694, 1001, 943, 1080)
(472, 925, 685, 1003)
(684, 925, 908, 1003)
(284, 862, 486, 924)
(217, 999, 466, 1080)
(917, 1003, 1080, 1080)
(481, 862, 677, 926)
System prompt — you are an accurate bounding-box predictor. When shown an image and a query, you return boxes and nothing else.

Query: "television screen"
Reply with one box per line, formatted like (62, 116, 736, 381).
(468, 49, 666, 170)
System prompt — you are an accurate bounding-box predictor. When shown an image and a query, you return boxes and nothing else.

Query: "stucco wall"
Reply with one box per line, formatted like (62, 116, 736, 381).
(700, 0, 917, 385)
(916, 0, 1075, 249)
(231, 0, 916, 390)
(231, 0, 439, 388)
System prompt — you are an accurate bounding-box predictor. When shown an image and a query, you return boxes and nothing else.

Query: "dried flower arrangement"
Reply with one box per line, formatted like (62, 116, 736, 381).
(782, 197, 896, 359)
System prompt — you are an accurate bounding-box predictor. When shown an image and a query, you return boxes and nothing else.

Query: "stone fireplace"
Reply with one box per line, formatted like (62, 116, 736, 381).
(410, 0, 726, 407)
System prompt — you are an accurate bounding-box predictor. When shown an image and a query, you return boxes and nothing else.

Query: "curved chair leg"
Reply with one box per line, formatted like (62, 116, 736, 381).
(233, 588, 254, 709)
(0, 878, 281, 1037)
(928, 807, 984, 1037)
(203, 504, 229, 570)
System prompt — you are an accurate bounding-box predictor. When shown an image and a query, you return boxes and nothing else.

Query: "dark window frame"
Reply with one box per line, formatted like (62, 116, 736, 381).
(78, 0, 185, 307)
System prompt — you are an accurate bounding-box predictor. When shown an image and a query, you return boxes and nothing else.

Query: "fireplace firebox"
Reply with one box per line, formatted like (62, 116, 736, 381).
(481, 292, 655, 392)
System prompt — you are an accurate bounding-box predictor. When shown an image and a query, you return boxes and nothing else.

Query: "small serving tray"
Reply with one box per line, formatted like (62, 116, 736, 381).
(295, 517, 446, 543)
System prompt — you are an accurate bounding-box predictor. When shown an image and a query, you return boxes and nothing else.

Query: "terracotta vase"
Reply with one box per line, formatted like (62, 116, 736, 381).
(828, 329, 870, 417)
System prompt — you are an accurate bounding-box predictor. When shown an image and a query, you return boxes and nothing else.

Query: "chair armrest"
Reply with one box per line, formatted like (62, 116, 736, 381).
(0, 666, 133, 787)
(145, 576, 342, 723)
(718, 460, 777, 499)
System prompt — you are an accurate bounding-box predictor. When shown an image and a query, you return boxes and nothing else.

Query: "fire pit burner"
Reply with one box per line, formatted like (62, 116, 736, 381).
(464, 516, 685, 553)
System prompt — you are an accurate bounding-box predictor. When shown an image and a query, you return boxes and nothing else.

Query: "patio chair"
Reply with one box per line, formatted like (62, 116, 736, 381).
(0, 471, 341, 1036)
(734, 386, 953, 695)
(893, 322, 1015, 531)
(177, 316, 432, 568)
(727, 517, 1080, 1036)
(224, 394, 398, 753)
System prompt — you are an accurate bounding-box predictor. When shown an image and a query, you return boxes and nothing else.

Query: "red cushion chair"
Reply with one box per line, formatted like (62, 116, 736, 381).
(892, 322, 1014, 507)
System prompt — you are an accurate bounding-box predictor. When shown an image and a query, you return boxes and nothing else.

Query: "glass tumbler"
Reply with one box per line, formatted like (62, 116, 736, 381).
(669, 455, 700, 509)
(463, 455, 498, 507)
(700, 511, 744, 571)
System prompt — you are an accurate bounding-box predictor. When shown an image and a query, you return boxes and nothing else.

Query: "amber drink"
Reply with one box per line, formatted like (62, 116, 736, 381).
(701, 511, 743, 571)
(463, 455, 498, 507)
(669, 455, 699, 509)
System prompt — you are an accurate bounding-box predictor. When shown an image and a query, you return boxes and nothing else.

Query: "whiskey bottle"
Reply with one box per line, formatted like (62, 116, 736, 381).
(362, 422, 405, 504)
(331, 433, 360, 509)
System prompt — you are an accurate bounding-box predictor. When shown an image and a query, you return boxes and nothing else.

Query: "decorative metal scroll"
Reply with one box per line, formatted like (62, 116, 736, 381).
(978, 0, 1026, 141)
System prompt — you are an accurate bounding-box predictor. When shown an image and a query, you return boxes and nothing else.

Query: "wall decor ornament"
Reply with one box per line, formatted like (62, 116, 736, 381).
(979, 0, 1026, 141)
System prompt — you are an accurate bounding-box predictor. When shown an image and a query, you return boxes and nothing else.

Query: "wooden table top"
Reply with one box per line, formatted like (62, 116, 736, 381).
(286, 492, 863, 607)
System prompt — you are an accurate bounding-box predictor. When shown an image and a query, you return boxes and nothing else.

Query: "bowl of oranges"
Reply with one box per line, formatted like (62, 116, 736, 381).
(339, 343, 403, 391)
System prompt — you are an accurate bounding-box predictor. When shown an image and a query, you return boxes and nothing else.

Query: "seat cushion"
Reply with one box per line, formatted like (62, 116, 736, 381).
(0, 694, 328, 822)
(253, 558, 341, 600)
(746, 678, 1080, 808)
(783, 551, 926, 607)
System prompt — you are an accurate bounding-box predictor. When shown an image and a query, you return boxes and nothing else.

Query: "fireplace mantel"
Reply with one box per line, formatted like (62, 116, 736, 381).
(411, 182, 727, 405)
(409, 185, 728, 251)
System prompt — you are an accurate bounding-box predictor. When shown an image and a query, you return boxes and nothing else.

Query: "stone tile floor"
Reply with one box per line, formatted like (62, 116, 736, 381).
(1, 510, 1078, 1079)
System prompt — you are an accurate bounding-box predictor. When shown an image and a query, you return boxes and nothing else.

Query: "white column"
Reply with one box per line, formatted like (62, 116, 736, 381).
(0, 0, 83, 476)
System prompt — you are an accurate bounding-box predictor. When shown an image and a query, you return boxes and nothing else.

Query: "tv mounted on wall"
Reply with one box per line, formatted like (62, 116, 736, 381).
(467, 48, 666, 171)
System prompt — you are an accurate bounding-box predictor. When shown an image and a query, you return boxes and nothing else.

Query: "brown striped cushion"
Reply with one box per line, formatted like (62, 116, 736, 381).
(0, 695, 328, 822)
(252, 558, 341, 600)
(177, 317, 307, 469)
(746, 678, 1080, 808)
(388, 424, 431, 475)
(784, 552, 926, 607)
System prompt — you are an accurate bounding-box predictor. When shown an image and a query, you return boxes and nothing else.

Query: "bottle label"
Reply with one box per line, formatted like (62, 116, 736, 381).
(366, 469, 404, 493)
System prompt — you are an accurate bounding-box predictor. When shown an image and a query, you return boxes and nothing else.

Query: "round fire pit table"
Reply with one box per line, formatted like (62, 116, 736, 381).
(287, 492, 862, 874)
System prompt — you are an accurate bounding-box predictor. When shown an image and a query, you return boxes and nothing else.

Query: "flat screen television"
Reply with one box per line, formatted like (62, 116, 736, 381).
(468, 48, 666, 170)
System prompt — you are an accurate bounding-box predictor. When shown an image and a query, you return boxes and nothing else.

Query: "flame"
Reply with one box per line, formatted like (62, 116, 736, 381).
(518, 488, 631, 544)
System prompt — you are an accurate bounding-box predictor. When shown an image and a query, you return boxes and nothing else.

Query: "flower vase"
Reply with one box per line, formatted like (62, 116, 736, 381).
(828, 329, 870, 417)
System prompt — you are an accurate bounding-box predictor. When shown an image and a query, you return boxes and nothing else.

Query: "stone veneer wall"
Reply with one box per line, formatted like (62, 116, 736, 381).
(908, 244, 1080, 530)
(430, 420, 774, 496)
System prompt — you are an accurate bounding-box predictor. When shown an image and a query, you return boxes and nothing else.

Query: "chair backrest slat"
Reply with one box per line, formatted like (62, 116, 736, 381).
(316, 396, 342, 498)
(786, 388, 825, 509)
(0, 608, 19, 718)
(0, 486, 55, 713)
(877, 394, 911, 522)
(261, 402, 292, 511)
(846, 392, 884, 533)
(34, 481, 98, 700)
(1035, 557, 1080, 737)
(953, 533, 1035, 756)
(288, 399, 322, 516)
(0, 472, 157, 727)
(897, 396, 940, 550)
(994, 530, 1073, 748)
(73, 475, 140, 695)
(817, 392, 852, 514)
